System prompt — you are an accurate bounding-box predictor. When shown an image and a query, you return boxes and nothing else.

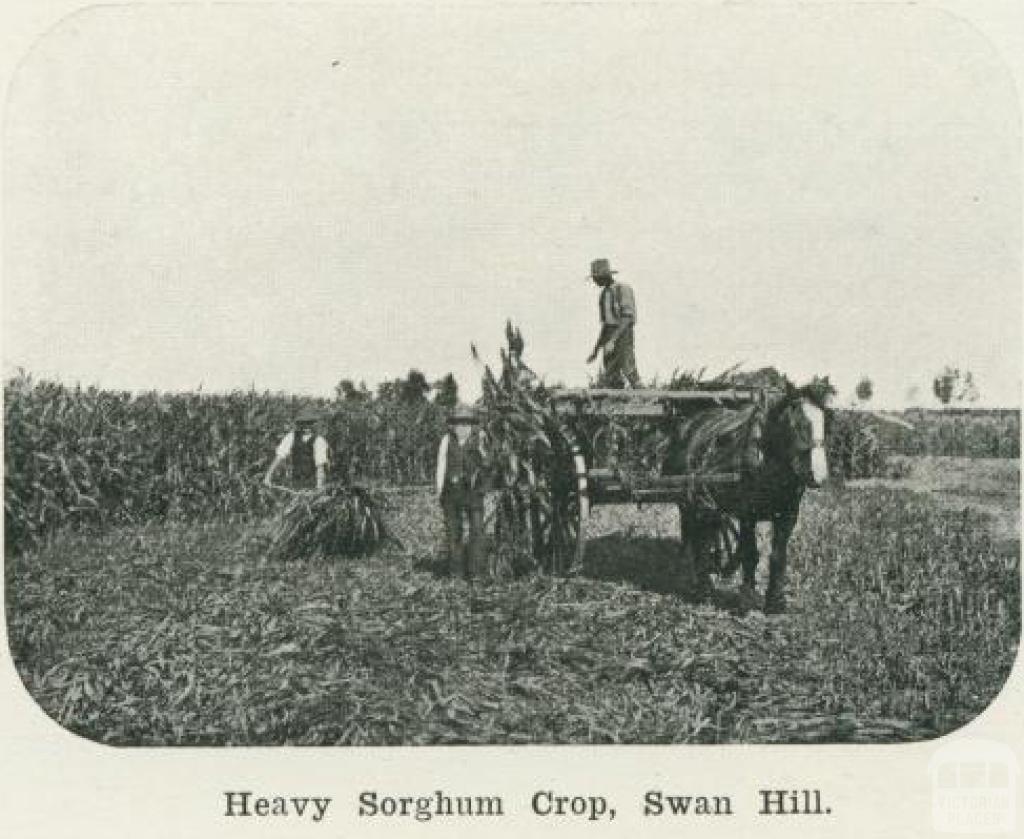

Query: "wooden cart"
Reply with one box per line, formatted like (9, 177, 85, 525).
(537, 386, 769, 572)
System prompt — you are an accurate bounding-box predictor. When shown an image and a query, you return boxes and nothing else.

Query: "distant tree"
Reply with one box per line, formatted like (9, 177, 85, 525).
(933, 366, 980, 407)
(432, 373, 458, 408)
(958, 370, 980, 403)
(376, 378, 401, 402)
(855, 376, 873, 404)
(400, 370, 430, 403)
(377, 371, 431, 404)
(933, 369, 954, 406)
(905, 384, 922, 406)
(335, 378, 370, 402)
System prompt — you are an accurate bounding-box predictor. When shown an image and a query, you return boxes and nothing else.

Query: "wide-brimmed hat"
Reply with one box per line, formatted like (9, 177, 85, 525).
(447, 403, 479, 425)
(588, 258, 618, 279)
(296, 406, 325, 423)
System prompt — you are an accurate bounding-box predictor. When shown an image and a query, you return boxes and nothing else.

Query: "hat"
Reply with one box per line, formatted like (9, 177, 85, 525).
(447, 403, 479, 425)
(296, 406, 325, 423)
(589, 258, 618, 279)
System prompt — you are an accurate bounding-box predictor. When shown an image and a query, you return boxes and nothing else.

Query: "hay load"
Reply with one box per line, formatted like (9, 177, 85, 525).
(267, 484, 385, 561)
(665, 367, 836, 481)
(670, 404, 764, 477)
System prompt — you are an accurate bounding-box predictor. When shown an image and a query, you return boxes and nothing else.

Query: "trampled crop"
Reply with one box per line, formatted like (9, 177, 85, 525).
(5, 482, 1018, 745)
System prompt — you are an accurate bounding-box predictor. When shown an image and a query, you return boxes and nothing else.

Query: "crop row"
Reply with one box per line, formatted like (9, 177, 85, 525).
(5, 373, 1019, 555)
(876, 409, 1020, 459)
(4, 374, 445, 554)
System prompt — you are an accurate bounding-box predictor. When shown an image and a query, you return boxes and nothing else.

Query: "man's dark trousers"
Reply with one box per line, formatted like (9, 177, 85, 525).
(603, 327, 641, 388)
(441, 486, 485, 578)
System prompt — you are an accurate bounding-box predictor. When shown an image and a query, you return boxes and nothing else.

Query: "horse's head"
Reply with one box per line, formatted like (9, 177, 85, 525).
(770, 379, 832, 488)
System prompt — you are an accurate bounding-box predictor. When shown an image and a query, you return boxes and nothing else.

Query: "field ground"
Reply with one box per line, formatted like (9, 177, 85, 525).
(852, 455, 1021, 546)
(5, 457, 1020, 746)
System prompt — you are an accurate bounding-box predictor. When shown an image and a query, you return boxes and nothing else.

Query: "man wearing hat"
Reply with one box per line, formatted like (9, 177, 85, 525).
(264, 406, 331, 490)
(585, 258, 641, 388)
(435, 403, 487, 578)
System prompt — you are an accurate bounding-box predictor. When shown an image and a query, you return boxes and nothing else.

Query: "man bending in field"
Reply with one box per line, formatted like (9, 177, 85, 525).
(264, 406, 330, 490)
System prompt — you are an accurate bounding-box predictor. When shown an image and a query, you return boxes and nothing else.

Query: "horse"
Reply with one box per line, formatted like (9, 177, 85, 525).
(663, 378, 831, 614)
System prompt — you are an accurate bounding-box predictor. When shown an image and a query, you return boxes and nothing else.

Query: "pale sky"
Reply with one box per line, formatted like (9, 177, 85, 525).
(2, 4, 1020, 406)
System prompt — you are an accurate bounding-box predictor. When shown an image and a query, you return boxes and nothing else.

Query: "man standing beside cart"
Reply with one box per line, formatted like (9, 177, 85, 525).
(435, 403, 488, 579)
(585, 257, 641, 388)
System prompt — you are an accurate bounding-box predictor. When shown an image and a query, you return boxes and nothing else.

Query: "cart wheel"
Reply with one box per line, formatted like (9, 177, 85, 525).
(539, 437, 588, 574)
(549, 488, 584, 575)
(711, 514, 740, 578)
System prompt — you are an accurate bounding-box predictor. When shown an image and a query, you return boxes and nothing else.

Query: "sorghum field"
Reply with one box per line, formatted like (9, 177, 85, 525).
(6, 457, 1019, 745)
(5, 348, 1021, 746)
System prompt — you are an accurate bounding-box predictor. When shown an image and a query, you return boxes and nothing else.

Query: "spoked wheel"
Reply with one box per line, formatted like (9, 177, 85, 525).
(547, 483, 583, 574)
(708, 513, 741, 578)
(535, 435, 588, 575)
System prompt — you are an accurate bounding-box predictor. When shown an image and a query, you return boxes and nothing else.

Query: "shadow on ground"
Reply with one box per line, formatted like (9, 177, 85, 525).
(408, 522, 756, 614)
(581, 533, 751, 612)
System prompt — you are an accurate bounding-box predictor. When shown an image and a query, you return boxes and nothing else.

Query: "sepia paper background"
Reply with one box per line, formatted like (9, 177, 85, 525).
(2, 1, 1022, 835)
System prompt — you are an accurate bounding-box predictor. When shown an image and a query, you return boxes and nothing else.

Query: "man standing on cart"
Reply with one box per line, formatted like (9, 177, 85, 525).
(585, 258, 641, 388)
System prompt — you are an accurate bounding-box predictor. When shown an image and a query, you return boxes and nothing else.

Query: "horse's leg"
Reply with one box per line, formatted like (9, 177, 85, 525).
(679, 505, 712, 601)
(739, 518, 757, 588)
(676, 504, 690, 593)
(738, 518, 761, 608)
(765, 508, 798, 614)
(529, 497, 544, 572)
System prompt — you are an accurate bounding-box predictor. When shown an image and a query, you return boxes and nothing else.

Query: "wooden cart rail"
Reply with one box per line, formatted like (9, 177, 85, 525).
(551, 387, 764, 399)
(586, 470, 743, 505)
(549, 387, 767, 418)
